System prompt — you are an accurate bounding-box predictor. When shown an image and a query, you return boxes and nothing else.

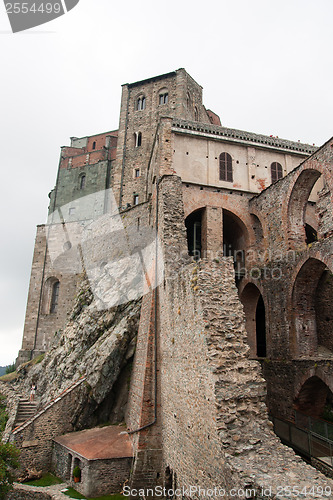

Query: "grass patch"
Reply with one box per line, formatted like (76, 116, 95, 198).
(63, 488, 86, 499)
(63, 488, 123, 500)
(24, 473, 63, 486)
(0, 371, 17, 382)
(0, 354, 45, 383)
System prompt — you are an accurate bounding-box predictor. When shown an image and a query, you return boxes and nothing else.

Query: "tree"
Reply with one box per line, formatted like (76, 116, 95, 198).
(0, 443, 19, 499)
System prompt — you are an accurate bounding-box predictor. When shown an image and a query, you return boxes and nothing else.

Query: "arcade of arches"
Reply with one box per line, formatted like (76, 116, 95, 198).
(183, 151, 333, 433)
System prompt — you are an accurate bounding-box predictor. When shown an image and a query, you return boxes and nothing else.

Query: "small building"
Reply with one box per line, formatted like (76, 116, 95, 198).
(52, 425, 133, 498)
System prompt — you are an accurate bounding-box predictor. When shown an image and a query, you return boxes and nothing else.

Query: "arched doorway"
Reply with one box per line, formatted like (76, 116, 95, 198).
(185, 208, 203, 259)
(294, 376, 333, 420)
(240, 283, 267, 357)
(292, 258, 333, 357)
(223, 210, 249, 279)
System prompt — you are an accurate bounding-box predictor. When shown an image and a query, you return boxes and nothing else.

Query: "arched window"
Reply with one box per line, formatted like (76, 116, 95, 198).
(159, 92, 168, 105)
(219, 153, 233, 182)
(79, 174, 86, 190)
(92, 141, 96, 150)
(50, 280, 60, 314)
(271, 162, 283, 183)
(194, 106, 199, 121)
(186, 92, 191, 109)
(136, 96, 146, 111)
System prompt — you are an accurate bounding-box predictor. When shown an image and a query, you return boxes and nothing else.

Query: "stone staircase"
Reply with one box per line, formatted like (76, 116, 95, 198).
(14, 398, 38, 427)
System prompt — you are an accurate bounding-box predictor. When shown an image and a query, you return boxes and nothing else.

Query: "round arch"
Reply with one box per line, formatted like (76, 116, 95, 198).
(223, 209, 250, 265)
(240, 282, 267, 357)
(283, 163, 333, 249)
(294, 376, 333, 419)
(291, 257, 333, 357)
(42, 276, 60, 315)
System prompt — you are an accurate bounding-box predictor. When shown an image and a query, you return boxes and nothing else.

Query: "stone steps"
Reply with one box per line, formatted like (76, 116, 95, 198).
(15, 398, 38, 426)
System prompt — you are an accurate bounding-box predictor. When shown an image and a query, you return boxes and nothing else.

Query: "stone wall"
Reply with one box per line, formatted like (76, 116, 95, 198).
(6, 487, 52, 499)
(52, 442, 132, 497)
(113, 69, 211, 208)
(10, 379, 87, 474)
(18, 224, 80, 365)
(154, 175, 333, 499)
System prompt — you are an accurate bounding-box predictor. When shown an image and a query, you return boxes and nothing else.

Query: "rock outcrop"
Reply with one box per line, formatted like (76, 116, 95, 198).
(12, 278, 141, 428)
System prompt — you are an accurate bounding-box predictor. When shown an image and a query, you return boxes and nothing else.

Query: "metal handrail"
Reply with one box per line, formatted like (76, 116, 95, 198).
(294, 410, 333, 443)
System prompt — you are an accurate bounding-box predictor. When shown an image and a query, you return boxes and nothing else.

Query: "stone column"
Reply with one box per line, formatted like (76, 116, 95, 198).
(201, 206, 223, 259)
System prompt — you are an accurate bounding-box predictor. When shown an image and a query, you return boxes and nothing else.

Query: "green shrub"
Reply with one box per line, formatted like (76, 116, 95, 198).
(0, 396, 8, 434)
(73, 466, 81, 479)
(0, 443, 20, 499)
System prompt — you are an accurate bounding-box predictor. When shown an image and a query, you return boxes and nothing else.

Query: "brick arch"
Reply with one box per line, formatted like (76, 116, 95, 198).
(283, 161, 333, 250)
(223, 209, 250, 257)
(294, 369, 333, 402)
(290, 257, 333, 357)
(239, 281, 267, 358)
(294, 375, 333, 418)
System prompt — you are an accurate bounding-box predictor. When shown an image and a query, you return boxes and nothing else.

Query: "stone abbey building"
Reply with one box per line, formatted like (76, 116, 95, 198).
(16, 68, 333, 496)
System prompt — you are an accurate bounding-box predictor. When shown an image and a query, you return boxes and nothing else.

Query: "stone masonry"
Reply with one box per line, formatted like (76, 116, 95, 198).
(13, 69, 333, 498)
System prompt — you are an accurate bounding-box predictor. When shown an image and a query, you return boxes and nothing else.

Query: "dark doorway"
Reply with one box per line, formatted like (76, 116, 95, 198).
(185, 209, 203, 259)
(256, 295, 266, 357)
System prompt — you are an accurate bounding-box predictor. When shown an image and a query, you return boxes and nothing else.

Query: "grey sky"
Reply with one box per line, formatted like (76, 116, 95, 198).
(0, 0, 332, 365)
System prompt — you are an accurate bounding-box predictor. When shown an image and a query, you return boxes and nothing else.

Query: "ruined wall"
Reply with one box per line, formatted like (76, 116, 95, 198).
(155, 175, 333, 498)
(243, 139, 333, 420)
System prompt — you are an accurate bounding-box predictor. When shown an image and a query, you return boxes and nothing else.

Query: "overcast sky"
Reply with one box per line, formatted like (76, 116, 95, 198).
(0, 0, 332, 365)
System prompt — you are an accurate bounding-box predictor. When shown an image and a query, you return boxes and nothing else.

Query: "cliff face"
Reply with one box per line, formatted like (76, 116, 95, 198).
(13, 278, 141, 428)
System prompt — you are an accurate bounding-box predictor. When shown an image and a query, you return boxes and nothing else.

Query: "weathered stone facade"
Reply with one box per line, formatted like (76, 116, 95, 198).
(12, 69, 333, 498)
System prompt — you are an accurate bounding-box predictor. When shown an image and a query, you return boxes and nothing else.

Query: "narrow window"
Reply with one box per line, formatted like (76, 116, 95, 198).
(79, 174, 86, 189)
(159, 93, 168, 105)
(271, 162, 283, 183)
(135, 169, 140, 178)
(136, 96, 146, 111)
(134, 132, 142, 147)
(92, 141, 96, 150)
(194, 107, 199, 121)
(134, 194, 139, 205)
(187, 92, 191, 109)
(50, 281, 60, 313)
(219, 153, 233, 182)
